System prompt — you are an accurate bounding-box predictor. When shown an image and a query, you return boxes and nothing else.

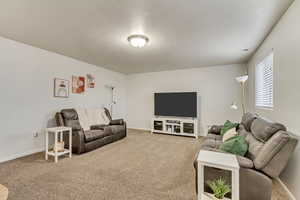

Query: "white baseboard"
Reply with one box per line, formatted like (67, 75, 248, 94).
(0, 147, 44, 164)
(276, 178, 296, 200)
(128, 127, 151, 132)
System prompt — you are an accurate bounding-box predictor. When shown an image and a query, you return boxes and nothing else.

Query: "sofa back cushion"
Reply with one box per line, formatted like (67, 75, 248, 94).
(241, 112, 257, 132)
(251, 117, 286, 142)
(61, 109, 82, 131)
(65, 120, 82, 131)
(61, 109, 78, 120)
(253, 131, 289, 166)
(261, 132, 298, 177)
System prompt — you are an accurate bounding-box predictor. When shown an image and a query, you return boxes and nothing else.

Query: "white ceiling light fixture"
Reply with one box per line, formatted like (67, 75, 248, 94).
(127, 34, 149, 48)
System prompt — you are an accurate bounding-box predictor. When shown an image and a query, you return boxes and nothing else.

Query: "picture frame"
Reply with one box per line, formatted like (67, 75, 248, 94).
(87, 74, 95, 88)
(72, 76, 85, 94)
(54, 78, 69, 98)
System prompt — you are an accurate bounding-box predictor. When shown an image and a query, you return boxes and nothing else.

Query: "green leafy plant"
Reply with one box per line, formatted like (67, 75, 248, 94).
(207, 178, 231, 199)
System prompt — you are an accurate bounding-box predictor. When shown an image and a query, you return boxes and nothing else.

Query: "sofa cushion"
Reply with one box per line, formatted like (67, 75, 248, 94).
(253, 131, 290, 170)
(245, 133, 264, 160)
(251, 117, 287, 142)
(209, 125, 223, 134)
(201, 139, 223, 149)
(201, 146, 224, 154)
(90, 124, 107, 130)
(109, 125, 126, 134)
(84, 130, 111, 142)
(206, 133, 223, 141)
(241, 112, 257, 132)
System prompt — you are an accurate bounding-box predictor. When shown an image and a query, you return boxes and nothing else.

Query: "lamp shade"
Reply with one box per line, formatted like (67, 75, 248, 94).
(235, 75, 248, 83)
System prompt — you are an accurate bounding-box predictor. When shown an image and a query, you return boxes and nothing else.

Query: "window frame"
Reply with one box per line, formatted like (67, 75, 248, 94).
(255, 52, 274, 110)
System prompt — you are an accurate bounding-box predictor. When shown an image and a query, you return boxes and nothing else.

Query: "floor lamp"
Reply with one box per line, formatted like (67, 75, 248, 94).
(105, 85, 116, 117)
(235, 75, 248, 115)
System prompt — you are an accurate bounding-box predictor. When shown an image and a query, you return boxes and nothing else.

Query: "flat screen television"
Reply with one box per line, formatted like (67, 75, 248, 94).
(154, 92, 197, 118)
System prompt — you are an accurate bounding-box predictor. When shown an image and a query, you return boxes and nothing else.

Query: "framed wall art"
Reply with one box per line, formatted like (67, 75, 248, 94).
(72, 76, 85, 94)
(87, 74, 95, 88)
(54, 78, 69, 98)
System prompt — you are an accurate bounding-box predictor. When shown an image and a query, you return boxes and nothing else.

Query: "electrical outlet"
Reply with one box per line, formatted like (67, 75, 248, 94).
(33, 132, 39, 138)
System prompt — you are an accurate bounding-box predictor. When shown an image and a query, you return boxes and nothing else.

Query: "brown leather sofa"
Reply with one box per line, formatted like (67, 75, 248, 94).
(194, 113, 298, 200)
(55, 108, 126, 154)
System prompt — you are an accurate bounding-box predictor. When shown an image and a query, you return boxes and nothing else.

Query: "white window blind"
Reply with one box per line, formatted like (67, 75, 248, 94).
(255, 53, 274, 108)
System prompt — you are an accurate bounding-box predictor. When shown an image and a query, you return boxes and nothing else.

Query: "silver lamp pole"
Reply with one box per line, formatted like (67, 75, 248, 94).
(105, 85, 116, 117)
(235, 75, 248, 115)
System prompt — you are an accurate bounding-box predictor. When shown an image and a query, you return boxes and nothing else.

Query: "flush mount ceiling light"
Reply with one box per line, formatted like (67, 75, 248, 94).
(127, 34, 149, 48)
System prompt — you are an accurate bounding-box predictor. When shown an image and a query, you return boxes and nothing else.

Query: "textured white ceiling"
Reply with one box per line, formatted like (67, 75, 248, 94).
(0, 0, 293, 74)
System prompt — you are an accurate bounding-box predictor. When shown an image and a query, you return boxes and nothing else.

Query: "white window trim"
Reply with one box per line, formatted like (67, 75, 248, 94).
(255, 52, 274, 110)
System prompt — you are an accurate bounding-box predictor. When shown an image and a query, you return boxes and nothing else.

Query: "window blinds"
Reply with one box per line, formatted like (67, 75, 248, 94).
(255, 53, 274, 108)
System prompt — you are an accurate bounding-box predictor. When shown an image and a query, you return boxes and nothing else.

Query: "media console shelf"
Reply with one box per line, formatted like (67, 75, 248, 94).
(151, 117, 198, 138)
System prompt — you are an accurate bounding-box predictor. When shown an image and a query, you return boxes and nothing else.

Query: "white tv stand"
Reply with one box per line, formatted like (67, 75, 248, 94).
(151, 117, 198, 138)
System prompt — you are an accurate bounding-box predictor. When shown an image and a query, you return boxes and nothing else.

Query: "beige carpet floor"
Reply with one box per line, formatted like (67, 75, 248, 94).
(0, 129, 291, 200)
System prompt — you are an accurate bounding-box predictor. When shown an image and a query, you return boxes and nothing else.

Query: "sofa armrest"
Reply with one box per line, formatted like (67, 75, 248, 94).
(208, 125, 223, 135)
(240, 168, 272, 200)
(109, 119, 124, 125)
(237, 156, 254, 169)
(104, 121, 127, 137)
(64, 130, 85, 154)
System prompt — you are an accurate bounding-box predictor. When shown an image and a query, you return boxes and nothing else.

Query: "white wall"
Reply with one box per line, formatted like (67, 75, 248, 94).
(127, 64, 246, 135)
(247, 1, 300, 199)
(0, 36, 127, 163)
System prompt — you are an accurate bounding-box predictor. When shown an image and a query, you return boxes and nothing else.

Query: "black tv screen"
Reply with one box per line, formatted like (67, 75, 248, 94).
(154, 92, 197, 117)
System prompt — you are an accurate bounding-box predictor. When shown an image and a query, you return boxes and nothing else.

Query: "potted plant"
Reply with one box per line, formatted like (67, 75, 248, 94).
(207, 178, 231, 200)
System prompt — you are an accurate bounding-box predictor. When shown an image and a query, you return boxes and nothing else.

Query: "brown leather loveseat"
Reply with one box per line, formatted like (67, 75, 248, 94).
(55, 108, 126, 154)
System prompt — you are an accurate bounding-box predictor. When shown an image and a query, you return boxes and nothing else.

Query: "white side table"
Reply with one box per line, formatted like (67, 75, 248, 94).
(197, 150, 240, 200)
(45, 127, 72, 163)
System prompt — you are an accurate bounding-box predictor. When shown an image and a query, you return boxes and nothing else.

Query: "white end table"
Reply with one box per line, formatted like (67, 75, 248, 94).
(45, 127, 72, 163)
(197, 150, 240, 200)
